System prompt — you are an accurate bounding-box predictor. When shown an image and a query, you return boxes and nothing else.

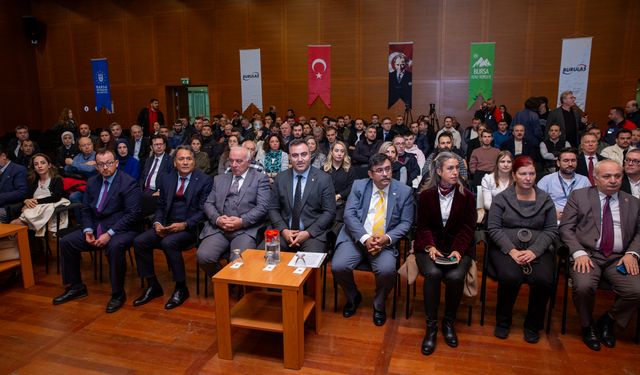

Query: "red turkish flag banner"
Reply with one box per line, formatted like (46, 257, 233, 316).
(308, 45, 331, 108)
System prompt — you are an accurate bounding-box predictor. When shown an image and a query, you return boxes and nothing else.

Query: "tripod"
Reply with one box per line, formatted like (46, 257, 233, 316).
(402, 104, 413, 128)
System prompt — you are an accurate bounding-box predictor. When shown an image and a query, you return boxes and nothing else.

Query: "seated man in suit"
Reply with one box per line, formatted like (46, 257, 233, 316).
(53, 149, 142, 313)
(621, 149, 640, 199)
(130, 124, 150, 163)
(0, 144, 28, 223)
(133, 145, 212, 309)
(500, 123, 539, 160)
(140, 134, 174, 196)
(197, 146, 271, 275)
(575, 132, 605, 185)
(559, 159, 640, 351)
(332, 153, 414, 326)
(268, 139, 336, 253)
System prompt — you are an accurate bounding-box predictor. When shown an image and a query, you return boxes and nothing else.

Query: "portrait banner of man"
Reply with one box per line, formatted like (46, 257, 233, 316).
(388, 42, 414, 109)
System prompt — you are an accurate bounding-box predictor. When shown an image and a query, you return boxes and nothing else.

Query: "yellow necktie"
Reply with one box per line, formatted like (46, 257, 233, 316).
(372, 190, 386, 236)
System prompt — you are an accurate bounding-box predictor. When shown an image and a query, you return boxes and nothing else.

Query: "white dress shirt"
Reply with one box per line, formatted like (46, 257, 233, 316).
(360, 185, 390, 245)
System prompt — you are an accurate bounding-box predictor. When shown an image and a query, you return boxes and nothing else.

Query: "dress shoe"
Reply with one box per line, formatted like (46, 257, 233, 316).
(442, 318, 458, 348)
(494, 325, 510, 339)
(421, 319, 438, 356)
(582, 325, 601, 351)
(133, 285, 164, 307)
(597, 313, 616, 348)
(52, 284, 88, 305)
(373, 308, 387, 326)
(342, 291, 362, 318)
(165, 287, 190, 310)
(523, 328, 540, 344)
(106, 293, 126, 313)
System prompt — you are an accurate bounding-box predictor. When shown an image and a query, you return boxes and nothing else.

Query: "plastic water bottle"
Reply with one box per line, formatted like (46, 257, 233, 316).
(265, 229, 281, 265)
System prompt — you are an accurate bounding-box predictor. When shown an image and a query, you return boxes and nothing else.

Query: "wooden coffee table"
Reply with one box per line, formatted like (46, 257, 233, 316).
(212, 249, 321, 370)
(0, 224, 34, 288)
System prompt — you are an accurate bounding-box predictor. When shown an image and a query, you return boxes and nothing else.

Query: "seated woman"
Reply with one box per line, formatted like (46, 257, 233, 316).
(481, 150, 514, 210)
(95, 129, 115, 151)
(414, 152, 477, 356)
(190, 135, 211, 174)
(56, 131, 79, 169)
(217, 135, 240, 175)
(10, 154, 69, 237)
(258, 134, 289, 182)
(322, 141, 354, 222)
(115, 139, 141, 180)
(487, 155, 558, 344)
(306, 136, 327, 169)
(378, 141, 408, 185)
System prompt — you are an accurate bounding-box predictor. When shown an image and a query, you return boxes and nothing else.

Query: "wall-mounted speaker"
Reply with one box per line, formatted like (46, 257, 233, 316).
(22, 16, 45, 45)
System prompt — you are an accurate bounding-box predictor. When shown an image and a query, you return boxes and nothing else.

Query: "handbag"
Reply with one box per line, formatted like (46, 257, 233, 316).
(463, 260, 478, 298)
(398, 249, 419, 285)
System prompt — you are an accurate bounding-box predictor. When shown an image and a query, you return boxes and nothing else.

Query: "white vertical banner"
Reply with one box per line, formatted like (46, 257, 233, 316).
(239, 49, 263, 112)
(557, 37, 592, 110)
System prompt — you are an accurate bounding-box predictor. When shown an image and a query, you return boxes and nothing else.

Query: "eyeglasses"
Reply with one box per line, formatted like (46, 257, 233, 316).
(96, 161, 116, 168)
(371, 166, 392, 175)
(626, 159, 640, 165)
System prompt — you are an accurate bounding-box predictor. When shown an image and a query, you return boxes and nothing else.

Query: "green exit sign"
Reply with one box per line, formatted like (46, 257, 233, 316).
(181, 77, 190, 85)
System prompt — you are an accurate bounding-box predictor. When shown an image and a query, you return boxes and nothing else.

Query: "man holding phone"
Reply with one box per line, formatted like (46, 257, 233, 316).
(560, 159, 640, 351)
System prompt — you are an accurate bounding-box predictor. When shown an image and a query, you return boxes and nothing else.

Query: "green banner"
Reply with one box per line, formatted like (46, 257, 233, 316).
(467, 42, 495, 109)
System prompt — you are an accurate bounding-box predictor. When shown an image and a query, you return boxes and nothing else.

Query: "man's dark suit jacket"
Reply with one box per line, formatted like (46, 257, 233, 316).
(575, 153, 605, 178)
(414, 187, 477, 258)
(560, 186, 640, 256)
(377, 128, 398, 143)
(139, 152, 174, 190)
(388, 71, 413, 108)
(81, 171, 142, 234)
(268, 167, 336, 241)
(500, 137, 539, 160)
(0, 161, 28, 206)
(154, 170, 212, 230)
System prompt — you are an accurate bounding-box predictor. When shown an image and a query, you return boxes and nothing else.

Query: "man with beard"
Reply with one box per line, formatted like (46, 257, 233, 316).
(353, 125, 382, 166)
(268, 139, 336, 253)
(537, 148, 591, 220)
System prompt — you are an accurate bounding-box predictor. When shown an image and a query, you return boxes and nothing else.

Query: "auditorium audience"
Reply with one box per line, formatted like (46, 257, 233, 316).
(258, 134, 289, 181)
(96, 129, 116, 151)
(626, 100, 640, 127)
(487, 155, 558, 343)
(492, 120, 510, 149)
(469, 129, 500, 186)
(500, 123, 538, 159)
(423, 132, 468, 182)
(604, 107, 636, 145)
(539, 124, 571, 173)
(130, 124, 150, 163)
(546, 91, 583, 147)
(64, 136, 97, 180)
(16, 139, 36, 167)
(189, 136, 211, 174)
(392, 135, 420, 187)
(8, 125, 31, 161)
(434, 116, 462, 149)
(217, 134, 240, 176)
(78, 123, 98, 145)
(414, 152, 477, 355)
(353, 125, 381, 166)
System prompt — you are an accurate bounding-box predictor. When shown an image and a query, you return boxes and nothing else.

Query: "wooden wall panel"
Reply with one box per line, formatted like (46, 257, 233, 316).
(184, 9, 217, 84)
(0, 0, 637, 133)
(154, 12, 185, 83)
(126, 16, 155, 85)
(99, 19, 127, 86)
(402, 0, 440, 80)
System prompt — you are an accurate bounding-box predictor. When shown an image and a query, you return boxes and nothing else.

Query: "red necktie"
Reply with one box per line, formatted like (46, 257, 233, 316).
(587, 157, 594, 185)
(600, 195, 614, 257)
(176, 177, 186, 197)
